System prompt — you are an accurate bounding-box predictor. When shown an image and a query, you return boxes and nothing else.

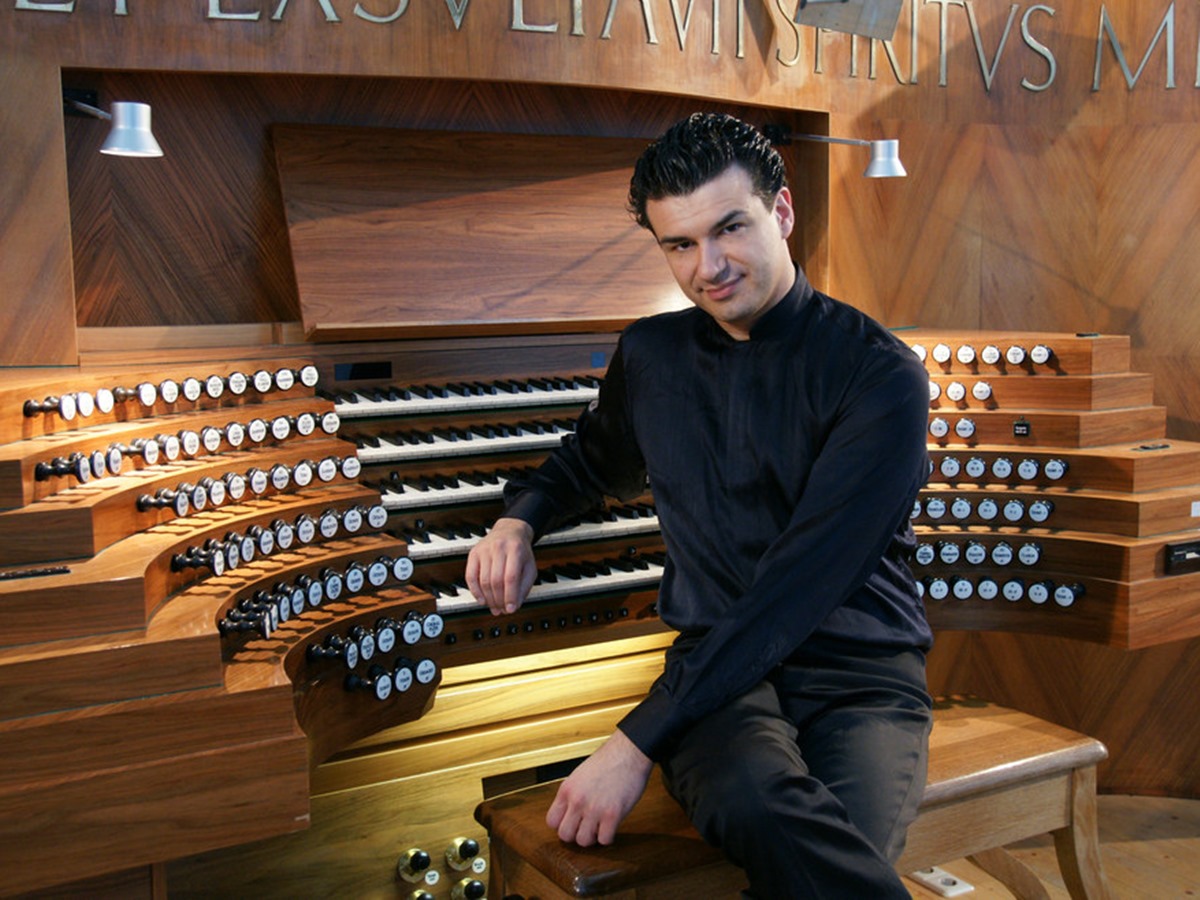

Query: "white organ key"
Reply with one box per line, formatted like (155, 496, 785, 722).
(334, 377, 600, 419)
(381, 474, 510, 511)
(431, 559, 665, 615)
(355, 422, 574, 464)
(405, 529, 487, 561)
(403, 507, 660, 560)
(536, 511, 661, 546)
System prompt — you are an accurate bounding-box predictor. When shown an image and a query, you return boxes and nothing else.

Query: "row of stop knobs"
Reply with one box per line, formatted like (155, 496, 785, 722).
(911, 341, 1055, 368)
(398, 840, 487, 899)
(138, 459, 364, 517)
(34, 413, 343, 487)
(308, 610, 444, 669)
(22, 365, 320, 421)
(173, 504, 389, 576)
(217, 555, 414, 638)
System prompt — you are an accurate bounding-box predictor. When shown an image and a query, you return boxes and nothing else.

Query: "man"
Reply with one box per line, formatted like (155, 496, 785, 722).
(466, 112, 933, 898)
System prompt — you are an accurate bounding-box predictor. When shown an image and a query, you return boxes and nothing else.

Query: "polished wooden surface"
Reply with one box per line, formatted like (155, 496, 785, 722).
(0, 53, 76, 366)
(57, 73, 824, 339)
(275, 125, 690, 340)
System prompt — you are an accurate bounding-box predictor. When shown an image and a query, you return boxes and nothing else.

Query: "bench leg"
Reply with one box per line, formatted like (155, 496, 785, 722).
(967, 848, 1051, 900)
(1051, 767, 1114, 900)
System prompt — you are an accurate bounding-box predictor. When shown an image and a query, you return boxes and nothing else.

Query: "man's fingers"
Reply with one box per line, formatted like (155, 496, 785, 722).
(548, 794, 586, 844)
(546, 793, 566, 830)
(595, 816, 619, 846)
(547, 783, 621, 847)
(504, 556, 537, 614)
(465, 518, 537, 614)
(463, 553, 484, 603)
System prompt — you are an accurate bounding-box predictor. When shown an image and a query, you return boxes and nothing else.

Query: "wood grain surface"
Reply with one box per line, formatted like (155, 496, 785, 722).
(274, 125, 689, 339)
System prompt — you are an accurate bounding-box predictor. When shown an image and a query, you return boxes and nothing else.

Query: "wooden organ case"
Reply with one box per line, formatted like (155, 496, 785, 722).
(3, 126, 1200, 900)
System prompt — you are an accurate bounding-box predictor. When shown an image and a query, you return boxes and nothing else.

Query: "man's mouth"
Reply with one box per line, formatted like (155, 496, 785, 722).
(703, 277, 740, 302)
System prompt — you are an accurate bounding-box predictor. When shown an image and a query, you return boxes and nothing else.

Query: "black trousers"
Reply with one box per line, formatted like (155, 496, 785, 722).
(659, 637, 932, 899)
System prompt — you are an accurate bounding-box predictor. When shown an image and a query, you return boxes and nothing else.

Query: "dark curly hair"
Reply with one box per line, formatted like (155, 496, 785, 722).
(627, 113, 787, 232)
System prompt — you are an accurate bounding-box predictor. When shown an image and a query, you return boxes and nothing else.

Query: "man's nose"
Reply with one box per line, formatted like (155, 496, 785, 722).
(697, 240, 726, 281)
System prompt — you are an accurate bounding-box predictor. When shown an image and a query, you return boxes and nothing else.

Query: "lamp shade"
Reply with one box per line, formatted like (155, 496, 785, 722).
(864, 139, 906, 178)
(100, 102, 163, 158)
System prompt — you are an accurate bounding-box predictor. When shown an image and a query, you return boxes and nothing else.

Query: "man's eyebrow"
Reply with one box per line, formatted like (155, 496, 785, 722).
(656, 209, 745, 247)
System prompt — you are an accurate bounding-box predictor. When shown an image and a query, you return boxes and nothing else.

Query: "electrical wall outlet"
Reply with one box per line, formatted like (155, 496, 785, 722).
(908, 866, 976, 897)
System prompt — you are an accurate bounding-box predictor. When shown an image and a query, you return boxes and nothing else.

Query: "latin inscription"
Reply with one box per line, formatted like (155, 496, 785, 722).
(11, 0, 1198, 92)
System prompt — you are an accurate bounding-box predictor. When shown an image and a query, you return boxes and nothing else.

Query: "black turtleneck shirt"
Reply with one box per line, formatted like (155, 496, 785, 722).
(502, 268, 933, 761)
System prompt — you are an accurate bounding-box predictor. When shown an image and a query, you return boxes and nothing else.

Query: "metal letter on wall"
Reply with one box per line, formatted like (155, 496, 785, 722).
(355, 0, 409, 24)
(1093, 2, 1176, 91)
(1021, 5, 1057, 91)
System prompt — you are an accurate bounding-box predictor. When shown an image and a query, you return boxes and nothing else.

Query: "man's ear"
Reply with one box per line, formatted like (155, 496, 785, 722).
(774, 187, 796, 240)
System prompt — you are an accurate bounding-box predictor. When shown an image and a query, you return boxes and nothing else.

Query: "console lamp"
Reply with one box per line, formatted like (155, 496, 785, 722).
(63, 90, 163, 158)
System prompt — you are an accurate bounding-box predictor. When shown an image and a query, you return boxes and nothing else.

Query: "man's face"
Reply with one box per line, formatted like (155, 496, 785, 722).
(645, 165, 796, 341)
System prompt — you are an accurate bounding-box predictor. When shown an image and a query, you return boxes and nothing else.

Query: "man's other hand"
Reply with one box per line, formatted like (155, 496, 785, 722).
(546, 729, 653, 846)
(464, 517, 537, 615)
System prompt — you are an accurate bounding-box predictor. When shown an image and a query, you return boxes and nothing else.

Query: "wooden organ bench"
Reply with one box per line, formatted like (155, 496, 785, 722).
(475, 697, 1114, 900)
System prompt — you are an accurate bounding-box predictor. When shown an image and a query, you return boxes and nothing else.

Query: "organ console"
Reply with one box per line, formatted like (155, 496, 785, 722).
(3, 323, 1198, 898)
(0, 350, 669, 898)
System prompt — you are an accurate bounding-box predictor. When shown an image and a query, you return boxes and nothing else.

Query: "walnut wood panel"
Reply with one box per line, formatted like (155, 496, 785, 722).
(911, 528, 1178, 583)
(926, 406, 1166, 449)
(833, 118, 1200, 447)
(927, 441, 1200, 494)
(274, 125, 691, 340)
(2, 2, 803, 110)
(0, 702, 309, 897)
(62, 72, 824, 334)
(929, 372, 1154, 412)
(1115, 575, 1200, 650)
(0, 685, 297, 795)
(901, 332, 1133, 377)
(0, 53, 77, 367)
(0, 624, 220, 724)
(916, 483, 1200, 538)
(11, 864, 164, 900)
(922, 569, 1200, 649)
(0, 483, 381, 647)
